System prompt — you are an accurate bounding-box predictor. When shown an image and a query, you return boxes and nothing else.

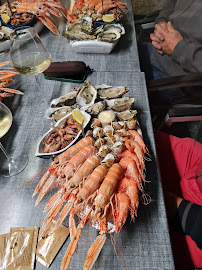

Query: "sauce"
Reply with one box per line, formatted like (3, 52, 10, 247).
(98, 110, 115, 126)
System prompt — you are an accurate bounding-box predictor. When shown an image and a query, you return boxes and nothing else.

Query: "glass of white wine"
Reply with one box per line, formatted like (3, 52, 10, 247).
(0, 101, 28, 176)
(9, 26, 51, 78)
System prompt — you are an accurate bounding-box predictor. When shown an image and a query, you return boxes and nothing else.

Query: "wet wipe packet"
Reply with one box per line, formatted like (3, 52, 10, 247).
(43, 61, 92, 83)
(36, 220, 69, 268)
(4, 226, 39, 270)
(0, 233, 9, 269)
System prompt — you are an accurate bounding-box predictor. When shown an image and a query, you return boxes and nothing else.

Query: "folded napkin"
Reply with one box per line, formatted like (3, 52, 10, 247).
(43, 61, 92, 81)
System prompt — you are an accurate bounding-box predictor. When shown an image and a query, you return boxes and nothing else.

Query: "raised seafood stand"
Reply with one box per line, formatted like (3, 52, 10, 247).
(0, 0, 175, 269)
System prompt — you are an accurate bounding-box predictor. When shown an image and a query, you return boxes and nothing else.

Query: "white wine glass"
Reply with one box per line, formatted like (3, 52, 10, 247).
(9, 26, 51, 80)
(0, 101, 28, 176)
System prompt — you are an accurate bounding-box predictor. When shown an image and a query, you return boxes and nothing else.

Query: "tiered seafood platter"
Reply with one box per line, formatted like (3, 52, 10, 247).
(33, 80, 151, 270)
(63, 0, 128, 53)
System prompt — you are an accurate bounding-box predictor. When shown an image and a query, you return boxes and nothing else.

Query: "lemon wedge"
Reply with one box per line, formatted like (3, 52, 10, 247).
(102, 14, 115, 23)
(72, 109, 87, 125)
(1, 14, 10, 24)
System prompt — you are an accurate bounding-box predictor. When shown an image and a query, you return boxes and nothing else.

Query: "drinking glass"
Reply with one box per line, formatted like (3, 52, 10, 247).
(0, 101, 28, 176)
(9, 26, 51, 77)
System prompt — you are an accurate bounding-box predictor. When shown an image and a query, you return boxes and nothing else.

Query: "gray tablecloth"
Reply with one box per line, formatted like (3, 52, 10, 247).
(0, 71, 175, 269)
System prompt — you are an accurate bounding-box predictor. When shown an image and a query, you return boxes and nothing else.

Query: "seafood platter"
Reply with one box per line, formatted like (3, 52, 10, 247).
(33, 80, 151, 270)
(63, 0, 128, 53)
(0, 0, 67, 51)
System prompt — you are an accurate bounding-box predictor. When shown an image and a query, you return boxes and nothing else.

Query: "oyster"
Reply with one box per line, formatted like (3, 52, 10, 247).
(116, 110, 138, 121)
(76, 81, 97, 107)
(106, 97, 136, 112)
(64, 22, 92, 41)
(97, 24, 125, 43)
(96, 84, 129, 99)
(80, 16, 93, 34)
(45, 106, 74, 121)
(50, 91, 78, 108)
(86, 101, 105, 115)
(0, 26, 14, 40)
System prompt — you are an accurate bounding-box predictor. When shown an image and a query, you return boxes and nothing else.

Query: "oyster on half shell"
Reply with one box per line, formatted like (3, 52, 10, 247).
(96, 84, 129, 99)
(80, 16, 93, 34)
(97, 24, 125, 43)
(65, 22, 96, 41)
(116, 110, 138, 121)
(76, 81, 97, 107)
(106, 97, 136, 112)
(86, 101, 106, 115)
(50, 91, 78, 108)
(45, 106, 74, 121)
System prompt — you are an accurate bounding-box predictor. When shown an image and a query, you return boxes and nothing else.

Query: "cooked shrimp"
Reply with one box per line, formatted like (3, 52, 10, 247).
(43, 183, 67, 212)
(95, 0, 127, 13)
(35, 145, 97, 206)
(60, 145, 98, 179)
(69, 155, 101, 188)
(92, 163, 123, 219)
(117, 177, 139, 218)
(119, 149, 145, 176)
(52, 136, 95, 165)
(125, 139, 145, 168)
(75, 164, 108, 206)
(119, 157, 142, 190)
(128, 130, 148, 153)
(114, 192, 130, 233)
(35, 169, 60, 206)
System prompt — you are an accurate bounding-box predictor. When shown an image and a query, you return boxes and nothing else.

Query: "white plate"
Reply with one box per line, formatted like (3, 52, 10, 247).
(36, 111, 91, 158)
(0, 21, 44, 52)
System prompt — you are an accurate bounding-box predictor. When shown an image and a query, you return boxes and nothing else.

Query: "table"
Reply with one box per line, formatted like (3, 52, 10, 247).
(0, 2, 175, 269)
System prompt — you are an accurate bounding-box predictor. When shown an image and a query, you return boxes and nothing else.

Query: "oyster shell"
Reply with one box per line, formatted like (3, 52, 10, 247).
(1, 26, 14, 38)
(97, 24, 125, 43)
(86, 101, 106, 115)
(116, 110, 138, 121)
(45, 106, 74, 121)
(76, 81, 97, 107)
(96, 84, 129, 99)
(106, 97, 136, 112)
(65, 22, 95, 41)
(80, 16, 93, 34)
(50, 91, 78, 108)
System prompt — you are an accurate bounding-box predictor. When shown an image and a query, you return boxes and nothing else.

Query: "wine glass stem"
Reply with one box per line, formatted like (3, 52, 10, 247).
(0, 142, 11, 162)
(34, 74, 41, 90)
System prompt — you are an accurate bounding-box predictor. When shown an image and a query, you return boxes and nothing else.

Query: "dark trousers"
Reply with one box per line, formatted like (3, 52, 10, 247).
(138, 44, 189, 105)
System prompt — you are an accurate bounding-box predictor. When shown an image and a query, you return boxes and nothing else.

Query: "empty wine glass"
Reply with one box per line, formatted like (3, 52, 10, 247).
(9, 26, 51, 79)
(0, 101, 28, 176)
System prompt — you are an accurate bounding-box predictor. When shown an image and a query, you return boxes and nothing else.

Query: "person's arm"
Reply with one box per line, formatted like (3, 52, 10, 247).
(155, 0, 177, 24)
(172, 40, 202, 73)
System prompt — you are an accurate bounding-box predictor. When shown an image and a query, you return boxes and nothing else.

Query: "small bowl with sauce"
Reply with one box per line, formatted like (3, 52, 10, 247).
(0, 12, 36, 29)
(98, 110, 115, 127)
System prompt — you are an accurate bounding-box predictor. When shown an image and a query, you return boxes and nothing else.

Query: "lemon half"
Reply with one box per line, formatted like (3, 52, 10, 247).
(1, 14, 10, 24)
(72, 109, 87, 125)
(102, 14, 115, 23)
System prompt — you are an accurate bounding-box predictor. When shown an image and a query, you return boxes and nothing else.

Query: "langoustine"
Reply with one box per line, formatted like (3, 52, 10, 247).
(0, 65, 23, 99)
(32, 128, 150, 270)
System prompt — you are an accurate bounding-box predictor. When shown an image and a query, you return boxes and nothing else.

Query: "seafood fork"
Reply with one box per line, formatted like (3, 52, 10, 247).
(81, 120, 85, 138)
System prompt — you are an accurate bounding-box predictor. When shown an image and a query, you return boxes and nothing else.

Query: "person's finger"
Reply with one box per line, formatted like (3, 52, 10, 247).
(150, 33, 162, 43)
(156, 49, 163, 54)
(152, 41, 162, 50)
(167, 21, 175, 32)
(155, 23, 168, 36)
(154, 29, 165, 41)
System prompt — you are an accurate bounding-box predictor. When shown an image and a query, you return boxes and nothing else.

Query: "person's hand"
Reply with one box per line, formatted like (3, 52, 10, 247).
(150, 22, 168, 54)
(155, 21, 183, 55)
